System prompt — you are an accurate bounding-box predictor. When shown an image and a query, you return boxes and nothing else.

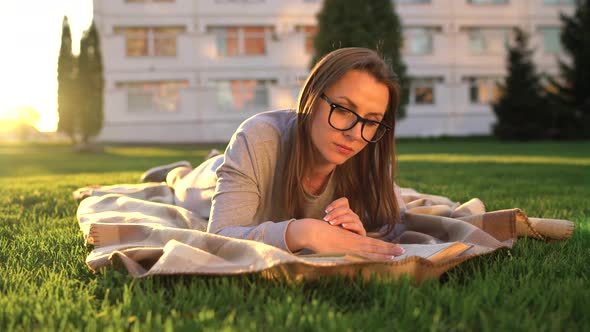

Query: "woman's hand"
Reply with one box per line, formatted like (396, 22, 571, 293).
(286, 218, 405, 261)
(323, 197, 366, 236)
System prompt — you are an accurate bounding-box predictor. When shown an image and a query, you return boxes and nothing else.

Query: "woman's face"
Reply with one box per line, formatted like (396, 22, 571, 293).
(310, 69, 389, 171)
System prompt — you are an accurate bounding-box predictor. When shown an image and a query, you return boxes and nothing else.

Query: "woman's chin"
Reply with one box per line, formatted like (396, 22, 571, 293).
(330, 153, 356, 166)
(316, 148, 358, 168)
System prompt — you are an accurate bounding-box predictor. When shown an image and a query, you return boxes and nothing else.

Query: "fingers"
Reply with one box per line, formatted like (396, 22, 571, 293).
(323, 205, 354, 224)
(324, 212, 358, 226)
(324, 197, 349, 214)
(359, 252, 399, 261)
(340, 222, 366, 237)
(357, 242, 406, 261)
(361, 251, 406, 261)
(324, 201, 359, 225)
(361, 240, 405, 257)
(308, 221, 405, 259)
(324, 206, 366, 235)
(324, 198, 366, 236)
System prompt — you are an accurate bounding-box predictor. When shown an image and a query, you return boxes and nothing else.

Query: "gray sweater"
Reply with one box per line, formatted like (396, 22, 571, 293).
(207, 110, 336, 252)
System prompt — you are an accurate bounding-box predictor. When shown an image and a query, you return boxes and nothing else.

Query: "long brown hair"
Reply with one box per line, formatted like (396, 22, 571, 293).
(284, 47, 401, 235)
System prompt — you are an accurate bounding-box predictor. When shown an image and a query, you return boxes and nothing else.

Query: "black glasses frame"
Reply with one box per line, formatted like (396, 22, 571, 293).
(320, 93, 391, 143)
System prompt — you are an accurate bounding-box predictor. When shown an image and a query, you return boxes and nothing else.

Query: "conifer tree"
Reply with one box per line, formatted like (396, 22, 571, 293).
(57, 16, 78, 143)
(311, 0, 409, 119)
(78, 21, 104, 144)
(549, 0, 590, 138)
(493, 28, 551, 140)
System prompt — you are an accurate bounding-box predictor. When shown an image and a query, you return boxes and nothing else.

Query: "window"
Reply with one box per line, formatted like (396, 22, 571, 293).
(403, 27, 440, 55)
(116, 27, 148, 56)
(543, 0, 574, 4)
(394, 0, 431, 4)
(540, 27, 562, 53)
(208, 26, 274, 56)
(411, 77, 442, 104)
(295, 26, 318, 54)
(464, 77, 503, 104)
(466, 27, 510, 54)
(153, 27, 184, 56)
(216, 80, 274, 111)
(117, 81, 189, 113)
(114, 26, 185, 57)
(467, 0, 508, 4)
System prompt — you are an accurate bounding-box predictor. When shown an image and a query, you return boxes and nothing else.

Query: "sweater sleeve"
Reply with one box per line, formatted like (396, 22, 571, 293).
(206, 124, 294, 253)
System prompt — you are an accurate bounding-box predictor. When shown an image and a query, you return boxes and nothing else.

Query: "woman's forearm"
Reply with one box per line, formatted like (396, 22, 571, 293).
(285, 218, 404, 259)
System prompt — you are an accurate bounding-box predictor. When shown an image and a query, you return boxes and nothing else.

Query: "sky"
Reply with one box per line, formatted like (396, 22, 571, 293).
(0, 0, 93, 132)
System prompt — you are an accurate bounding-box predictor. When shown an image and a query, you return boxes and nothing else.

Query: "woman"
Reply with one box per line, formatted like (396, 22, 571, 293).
(144, 48, 406, 260)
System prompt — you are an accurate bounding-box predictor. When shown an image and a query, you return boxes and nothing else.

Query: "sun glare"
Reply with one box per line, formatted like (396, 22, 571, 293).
(0, 0, 93, 133)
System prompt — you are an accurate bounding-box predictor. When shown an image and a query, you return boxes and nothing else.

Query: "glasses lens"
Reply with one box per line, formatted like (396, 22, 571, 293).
(328, 106, 358, 130)
(363, 121, 387, 143)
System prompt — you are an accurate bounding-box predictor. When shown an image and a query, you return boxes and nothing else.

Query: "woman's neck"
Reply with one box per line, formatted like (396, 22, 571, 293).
(303, 147, 336, 195)
(303, 165, 334, 196)
(307, 151, 336, 179)
(307, 166, 334, 179)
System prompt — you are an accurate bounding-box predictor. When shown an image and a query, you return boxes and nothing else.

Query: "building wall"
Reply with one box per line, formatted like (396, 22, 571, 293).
(94, 0, 573, 143)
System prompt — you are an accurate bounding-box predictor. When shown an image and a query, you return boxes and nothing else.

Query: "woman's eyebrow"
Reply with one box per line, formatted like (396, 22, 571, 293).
(336, 95, 385, 118)
(334, 96, 358, 109)
(366, 112, 385, 118)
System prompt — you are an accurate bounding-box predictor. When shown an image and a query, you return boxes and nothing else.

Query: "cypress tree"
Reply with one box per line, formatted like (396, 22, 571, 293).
(549, 0, 590, 139)
(57, 16, 78, 143)
(311, 0, 409, 119)
(78, 20, 104, 145)
(492, 28, 551, 140)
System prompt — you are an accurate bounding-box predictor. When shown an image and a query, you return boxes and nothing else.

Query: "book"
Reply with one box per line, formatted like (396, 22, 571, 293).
(394, 242, 472, 263)
(298, 242, 473, 264)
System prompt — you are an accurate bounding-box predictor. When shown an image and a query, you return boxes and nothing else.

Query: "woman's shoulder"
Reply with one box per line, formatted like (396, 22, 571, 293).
(223, 109, 296, 175)
(235, 109, 296, 142)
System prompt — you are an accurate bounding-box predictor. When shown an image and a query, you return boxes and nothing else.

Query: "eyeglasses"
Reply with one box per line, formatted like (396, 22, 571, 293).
(320, 93, 391, 143)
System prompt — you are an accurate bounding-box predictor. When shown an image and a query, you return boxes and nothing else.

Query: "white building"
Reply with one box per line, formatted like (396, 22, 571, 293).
(93, 0, 574, 143)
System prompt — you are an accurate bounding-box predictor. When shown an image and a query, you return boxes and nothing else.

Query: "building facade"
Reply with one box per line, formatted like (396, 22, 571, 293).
(93, 0, 574, 143)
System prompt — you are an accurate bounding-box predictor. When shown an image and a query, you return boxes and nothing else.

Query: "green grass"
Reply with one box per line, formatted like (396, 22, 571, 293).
(1, 140, 589, 331)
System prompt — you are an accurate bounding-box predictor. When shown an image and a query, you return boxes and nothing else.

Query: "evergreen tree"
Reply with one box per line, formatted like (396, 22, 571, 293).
(549, 0, 590, 139)
(57, 16, 78, 143)
(311, 0, 409, 119)
(78, 20, 104, 144)
(493, 28, 551, 140)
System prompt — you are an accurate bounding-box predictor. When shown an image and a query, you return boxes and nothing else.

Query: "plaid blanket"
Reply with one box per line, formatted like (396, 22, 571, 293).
(74, 183, 573, 283)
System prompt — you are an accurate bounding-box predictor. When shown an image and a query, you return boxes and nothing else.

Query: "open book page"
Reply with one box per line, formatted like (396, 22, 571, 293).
(298, 252, 372, 264)
(297, 242, 472, 264)
(394, 242, 473, 263)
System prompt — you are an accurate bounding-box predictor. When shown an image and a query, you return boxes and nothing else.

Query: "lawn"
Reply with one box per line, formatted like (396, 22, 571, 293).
(1, 140, 589, 331)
